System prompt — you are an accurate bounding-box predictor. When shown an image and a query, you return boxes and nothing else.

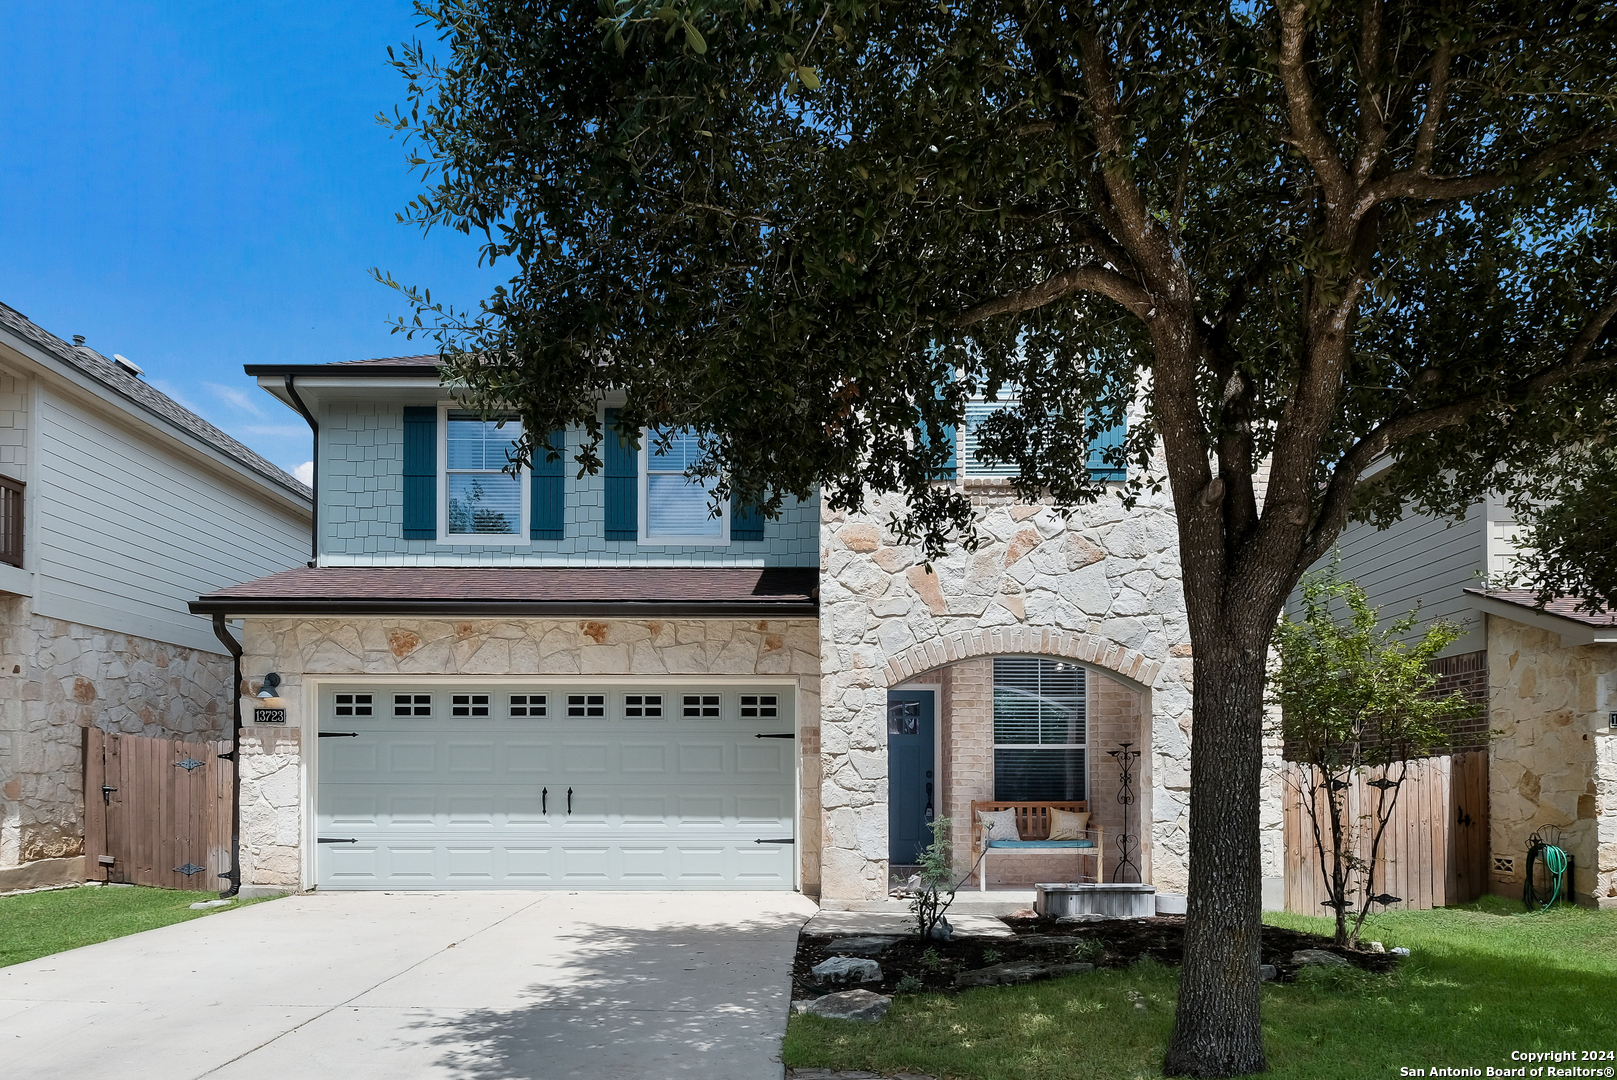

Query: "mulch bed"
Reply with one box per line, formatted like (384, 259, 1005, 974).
(794, 915, 1396, 998)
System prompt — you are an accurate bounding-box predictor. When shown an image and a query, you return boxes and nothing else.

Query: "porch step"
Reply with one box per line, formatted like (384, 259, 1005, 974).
(802, 907, 1016, 939)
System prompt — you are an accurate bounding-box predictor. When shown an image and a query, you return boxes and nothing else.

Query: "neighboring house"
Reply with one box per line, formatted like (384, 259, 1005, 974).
(0, 301, 311, 893)
(1311, 492, 1617, 909)
(194, 356, 1285, 906)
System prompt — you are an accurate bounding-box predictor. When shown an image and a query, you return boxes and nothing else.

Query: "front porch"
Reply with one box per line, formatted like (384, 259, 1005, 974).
(880, 653, 1155, 900)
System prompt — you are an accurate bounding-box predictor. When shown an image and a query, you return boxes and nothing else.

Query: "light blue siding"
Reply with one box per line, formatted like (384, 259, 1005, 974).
(1292, 498, 1487, 655)
(319, 402, 819, 566)
(32, 387, 309, 653)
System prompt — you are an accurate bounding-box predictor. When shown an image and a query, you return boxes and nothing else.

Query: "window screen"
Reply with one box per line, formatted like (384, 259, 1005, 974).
(645, 428, 724, 540)
(993, 658, 1086, 801)
(446, 411, 523, 536)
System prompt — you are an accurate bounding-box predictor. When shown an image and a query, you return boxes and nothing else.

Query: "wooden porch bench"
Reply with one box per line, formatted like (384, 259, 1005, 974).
(969, 800, 1104, 892)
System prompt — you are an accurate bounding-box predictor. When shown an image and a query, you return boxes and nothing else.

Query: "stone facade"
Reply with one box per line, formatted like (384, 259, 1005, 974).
(0, 596, 228, 875)
(816, 481, 1286, 904)
(234, 616, 822, 891)
(1486, 616, 1617, 907)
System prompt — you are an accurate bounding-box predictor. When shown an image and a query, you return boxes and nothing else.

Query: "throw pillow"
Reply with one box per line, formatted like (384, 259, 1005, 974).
(977, 808, 1021, 844)
(1046, 808, 1090, 841)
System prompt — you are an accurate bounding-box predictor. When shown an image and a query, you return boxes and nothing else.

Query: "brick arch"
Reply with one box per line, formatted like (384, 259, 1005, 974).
(879, 626, 1161, 692)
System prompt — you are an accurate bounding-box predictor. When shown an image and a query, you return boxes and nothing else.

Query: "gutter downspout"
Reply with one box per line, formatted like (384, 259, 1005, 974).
(212, 614, 244, 899)
(283, 374, 318, 565)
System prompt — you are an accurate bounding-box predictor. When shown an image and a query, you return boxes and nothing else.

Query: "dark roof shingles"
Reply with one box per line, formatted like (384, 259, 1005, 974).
(195, 566, 818, 614)
(0, 300, 311, 501)
(1465, 587, 1617, 628)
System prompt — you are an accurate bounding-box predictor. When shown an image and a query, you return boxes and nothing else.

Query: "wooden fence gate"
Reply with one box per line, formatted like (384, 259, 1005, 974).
(83, 728, 233, 890)
(1283, 750, 1488, 915)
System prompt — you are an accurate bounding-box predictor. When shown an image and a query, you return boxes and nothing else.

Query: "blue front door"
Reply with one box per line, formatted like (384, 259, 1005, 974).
(887, 690, 936, 865)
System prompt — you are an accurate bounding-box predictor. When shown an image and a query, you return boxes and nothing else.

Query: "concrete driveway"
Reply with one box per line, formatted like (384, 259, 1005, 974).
(0, 890, 817, 1080)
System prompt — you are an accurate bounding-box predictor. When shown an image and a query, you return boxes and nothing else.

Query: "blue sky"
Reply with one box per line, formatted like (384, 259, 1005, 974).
(0, 2, 497, 481)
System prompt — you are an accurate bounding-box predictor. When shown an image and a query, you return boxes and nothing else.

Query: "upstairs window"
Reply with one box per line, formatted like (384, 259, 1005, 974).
(993, 658, 1086, 801)
(441, 409, 526, 541)
(640, 427, 728, 543)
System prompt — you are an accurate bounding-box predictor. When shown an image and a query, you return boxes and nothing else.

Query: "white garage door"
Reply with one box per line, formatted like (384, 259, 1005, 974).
(315, 683, 796, 889)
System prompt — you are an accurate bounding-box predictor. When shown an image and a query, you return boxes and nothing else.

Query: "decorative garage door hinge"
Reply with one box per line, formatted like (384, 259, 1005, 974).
(174, 863, 206, 876)
(174, 758, 205, 771)
(754, 733, 795, 739)
(317, 837, 357, 844)
(753, 838, 795, 845)
(318, 732, 359, 738)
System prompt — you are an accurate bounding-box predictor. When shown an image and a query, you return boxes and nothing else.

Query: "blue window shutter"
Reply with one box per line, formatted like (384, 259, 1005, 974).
(934, 423, 957, 480)
(401, 406, 437, 539)
(730, 493, 763, 541)
(603, 409, 638, 541)
(1087, 415, 1127, 482)
(530, 430, 565, 540)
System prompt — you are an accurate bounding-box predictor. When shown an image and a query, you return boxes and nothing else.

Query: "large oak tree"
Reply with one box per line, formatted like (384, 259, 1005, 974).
(377, 2, 1617, 1074)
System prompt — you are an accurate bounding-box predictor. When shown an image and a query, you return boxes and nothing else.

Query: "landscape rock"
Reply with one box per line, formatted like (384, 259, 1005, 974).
(1367, 941, 1386, 953)
(1291, 949, 1350, 967)
(1259, 964, 1277, 982)
(812, 956, 884, 986)
(954, 961, 1095, 988)
(824, 936, 904, 957)
(1017, 934, 1099, 948)
(188, 899, 234, 910)
(1055, 912, 1114, 924)
(927, 917, 953, 941)
(792, 989, 892, 1022)
(1391, 946, 1411, 958)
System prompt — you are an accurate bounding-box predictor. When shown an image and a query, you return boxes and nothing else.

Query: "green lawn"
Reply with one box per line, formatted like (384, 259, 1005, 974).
(783, 896, 1617, 1080)
(0, 885, 273, 968)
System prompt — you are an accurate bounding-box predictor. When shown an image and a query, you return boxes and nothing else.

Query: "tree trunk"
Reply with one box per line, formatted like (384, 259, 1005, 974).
(1163, 646, 1269, 1077)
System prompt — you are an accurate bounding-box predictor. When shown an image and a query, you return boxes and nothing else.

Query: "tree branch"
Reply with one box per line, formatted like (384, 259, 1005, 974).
(944, 263, 1153, 326)
(1364, 126, 1617, 210)
(1277, 0, 1354, 224)
(1299, 279, 1617, 572)
(1351, 0, 1391, 188)
(1411, 37, 1453, 174)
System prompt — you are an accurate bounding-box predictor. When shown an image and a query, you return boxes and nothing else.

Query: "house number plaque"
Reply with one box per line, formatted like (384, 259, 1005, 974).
(254, 708, 287, 724)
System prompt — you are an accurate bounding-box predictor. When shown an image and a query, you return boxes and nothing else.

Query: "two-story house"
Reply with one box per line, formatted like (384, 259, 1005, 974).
(0, 301, 311, 893)
(1320, 489, 1617, 909)
(194, 356, 1286, 907)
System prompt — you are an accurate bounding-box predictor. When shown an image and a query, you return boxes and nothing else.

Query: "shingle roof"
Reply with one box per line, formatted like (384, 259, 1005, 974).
(243, 353, 445, 377)
(191, 566, 819, 617)
(1463, 588, 1617, 628)
(329, 354, 441, 367)
(0, 300, 312, 503)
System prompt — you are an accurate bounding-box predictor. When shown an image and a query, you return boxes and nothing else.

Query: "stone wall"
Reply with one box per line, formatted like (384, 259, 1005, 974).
(235, 615, 822, 892)
(1486, 616, 1617, 906)
(0, 596, 228, 874)
(818, 479, 1251, 903)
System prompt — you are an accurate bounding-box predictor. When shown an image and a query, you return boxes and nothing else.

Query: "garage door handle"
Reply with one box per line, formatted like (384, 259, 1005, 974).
(567, 787, 573, 814)
(754, 733, 794, 739)
(319, 731, 359, 739)
(317, 837, 357, 844)
(755, 838, 795, 845)
(542, 787, 547, 814)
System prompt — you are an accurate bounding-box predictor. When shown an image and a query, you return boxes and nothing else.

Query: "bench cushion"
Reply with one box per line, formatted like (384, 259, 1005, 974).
(987, 839, 1096, 849)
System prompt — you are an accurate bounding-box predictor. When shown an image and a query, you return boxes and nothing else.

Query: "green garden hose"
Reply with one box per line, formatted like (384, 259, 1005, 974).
(1523, 839, 1569, 911)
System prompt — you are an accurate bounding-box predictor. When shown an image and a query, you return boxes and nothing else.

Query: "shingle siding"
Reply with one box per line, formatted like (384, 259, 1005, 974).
(319, 401, 819, 566)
